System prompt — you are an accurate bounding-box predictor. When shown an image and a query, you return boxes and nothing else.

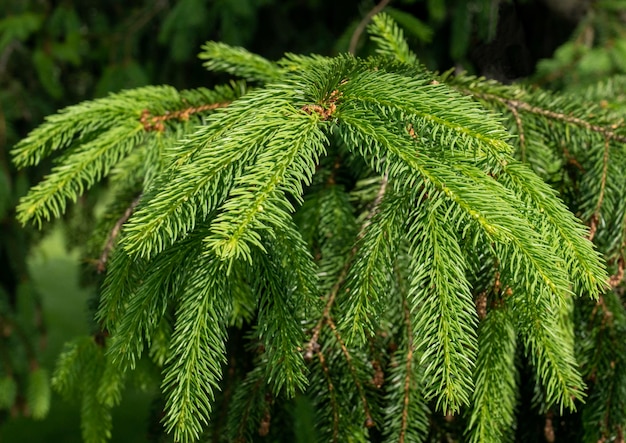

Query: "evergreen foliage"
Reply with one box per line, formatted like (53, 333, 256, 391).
(9, 9, 626, 443)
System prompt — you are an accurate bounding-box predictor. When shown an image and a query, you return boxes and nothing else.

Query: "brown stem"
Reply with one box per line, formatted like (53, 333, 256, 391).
(96, 195, 141, 273)
(235, 376, 264, 443)
(318, 349, 340, 442)
(348, 0, 393, 55)
(608, 256, 625, 288)
(213, 354, 237, 443)
(544, 411, 555, 443)
(508, 105, 526, 162)
(468, 91, 626, 144)
(399, 297, 414, 443)
(327, 317, 374, 428)
(140, 102, 231, 132)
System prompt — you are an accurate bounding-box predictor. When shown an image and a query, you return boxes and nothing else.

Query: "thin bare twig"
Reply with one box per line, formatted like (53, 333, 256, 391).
(235, 376, 265, 443)
(96, 195, 141, 273)
(608, 256, 625, 288)
(122, 0, 168, 60)
(399, 296, 413, 443)
(140, 102, 230, 132)
(0, 40, 20, 76)
(318, 350, 340, 442)
(327, 317, 374, 428)
(349, 0, 393, 55)
(508, 104, 526, 162)
(589, 137, 611, 242)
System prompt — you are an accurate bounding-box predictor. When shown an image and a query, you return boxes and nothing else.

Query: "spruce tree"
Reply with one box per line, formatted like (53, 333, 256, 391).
(9, 11, 626, 443)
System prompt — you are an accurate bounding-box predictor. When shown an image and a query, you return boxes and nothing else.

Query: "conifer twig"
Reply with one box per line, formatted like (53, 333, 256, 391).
(327, 317, 374, 428)
(349, 0, 393, 55)
(235, 377, 264, 443)
(305, 264, 349, 360)
(140, 102, 230, 132)
(305, 176, 388, 357)
(509, 105, 526, 162)
(544, 411, 555, 443)
(96, 195, 141, 273)
(562, 145, 584, 171)
(400, 296, 413, 443)
(317, 349, 340, 442)
(468, 91, 626, 144)
(213, 355, 237, 443)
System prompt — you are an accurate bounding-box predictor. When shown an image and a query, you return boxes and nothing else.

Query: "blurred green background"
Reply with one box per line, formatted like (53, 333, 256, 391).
(1, 227, 153, 442)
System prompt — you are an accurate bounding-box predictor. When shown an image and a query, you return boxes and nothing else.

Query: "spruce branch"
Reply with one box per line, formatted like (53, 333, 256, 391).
(52, 336, 113, 443)
(95, 248, 143, 330)
(311, 183, 359, 295)
(13, 84, 242, 227)
(382, 267, 429, 443)
(339, 69, 513, 158)
(340, 180, 406, 344)
(367, 11, 420, 66)
(467, 306, 517, 443)
(406, 196, 478, 414)
(510, 288, 584, 411)
(204, 111, 328, 262)
(104, 228, 207, 370)
(578, 291, 626, 442)
(305, 176, 388, 358)
(498, 161, 607, 295)
(509, 104, 526, 161)
(161, 256, 231, 443)
(199, 42, 280, 83)
(12, 16, 622, 441)
(95, 358, 126, 408)
(253, 251, 309, 397)
(121, 85, 307, 260)
(340, 109, 576, 301)
(16, 124, 144, 226)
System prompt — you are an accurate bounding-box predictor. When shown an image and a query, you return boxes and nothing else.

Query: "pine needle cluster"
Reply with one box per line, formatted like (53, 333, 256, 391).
(11, 13, 626, 443)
